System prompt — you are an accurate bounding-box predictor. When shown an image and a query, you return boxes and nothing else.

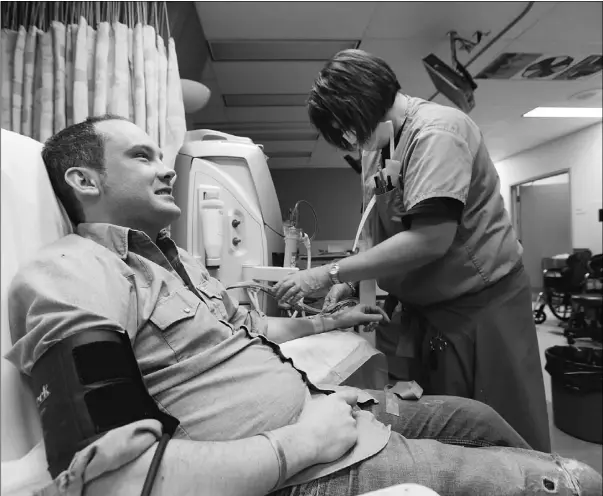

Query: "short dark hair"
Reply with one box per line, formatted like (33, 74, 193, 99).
(307, 49, 401, 151)
(42, 114, 130, 224)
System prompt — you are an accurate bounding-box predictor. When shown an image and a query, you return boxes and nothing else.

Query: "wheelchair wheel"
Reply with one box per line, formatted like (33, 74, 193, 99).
(548, 292, 572, 321)
(534, 308, 547, 324)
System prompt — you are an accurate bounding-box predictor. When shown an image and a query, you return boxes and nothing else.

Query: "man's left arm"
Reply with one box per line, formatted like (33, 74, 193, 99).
(338, 127, 474, 283)
(264, 304, 388, 344)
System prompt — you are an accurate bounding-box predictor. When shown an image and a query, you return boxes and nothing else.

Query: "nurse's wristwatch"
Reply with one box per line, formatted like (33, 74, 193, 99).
(328, 263, 358, 296)
(328, 262, 342, 285)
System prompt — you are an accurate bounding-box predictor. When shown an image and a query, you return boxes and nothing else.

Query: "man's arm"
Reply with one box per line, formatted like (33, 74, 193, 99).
(87, 425, 308, 496)
(264, 316, 327, 344)
(6, 251, 134, 374)
(264, 304, 388, 344)
(86, 391, 360, 496)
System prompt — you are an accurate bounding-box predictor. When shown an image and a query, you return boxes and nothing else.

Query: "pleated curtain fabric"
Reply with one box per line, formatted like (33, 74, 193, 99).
(1, 16, 186, 168)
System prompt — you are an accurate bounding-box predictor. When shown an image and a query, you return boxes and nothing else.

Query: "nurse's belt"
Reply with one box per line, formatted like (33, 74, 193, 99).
(352, 195, 377, 253)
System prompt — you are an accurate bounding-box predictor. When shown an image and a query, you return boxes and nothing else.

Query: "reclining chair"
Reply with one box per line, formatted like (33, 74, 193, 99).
(0, 129, 437, 496)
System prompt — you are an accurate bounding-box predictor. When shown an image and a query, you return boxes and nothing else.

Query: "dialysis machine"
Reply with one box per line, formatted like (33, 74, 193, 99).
(171, 129, 287, 316)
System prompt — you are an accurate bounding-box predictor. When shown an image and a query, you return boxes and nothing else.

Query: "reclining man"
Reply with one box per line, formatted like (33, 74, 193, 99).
(6, 115, 601, 496)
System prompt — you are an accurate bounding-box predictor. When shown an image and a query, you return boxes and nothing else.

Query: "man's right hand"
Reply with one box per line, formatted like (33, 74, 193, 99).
(295, 390, 359, 464)
(323, 283, 354, 309)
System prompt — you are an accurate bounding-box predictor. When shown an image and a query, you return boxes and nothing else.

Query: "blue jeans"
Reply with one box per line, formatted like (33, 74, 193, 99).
(276, 393, 602, 496)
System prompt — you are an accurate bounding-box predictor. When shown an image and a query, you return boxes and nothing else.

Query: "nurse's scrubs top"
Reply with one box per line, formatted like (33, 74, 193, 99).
(362, 94, 523, 307)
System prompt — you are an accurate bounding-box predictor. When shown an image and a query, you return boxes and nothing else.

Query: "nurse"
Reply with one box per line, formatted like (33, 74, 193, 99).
(274, 49, 551, 452)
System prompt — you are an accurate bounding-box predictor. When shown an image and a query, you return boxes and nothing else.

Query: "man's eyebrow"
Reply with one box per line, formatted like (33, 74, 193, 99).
(127, 144, 164, 161)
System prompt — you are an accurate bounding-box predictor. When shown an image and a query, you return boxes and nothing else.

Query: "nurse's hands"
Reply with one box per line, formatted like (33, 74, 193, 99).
(273, 265, 332, 305)
(330, 304, 389, 330)
(323, 283, 354, 309)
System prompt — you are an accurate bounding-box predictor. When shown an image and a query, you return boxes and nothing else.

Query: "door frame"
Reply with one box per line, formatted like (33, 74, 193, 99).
(510, 169, 572, 243)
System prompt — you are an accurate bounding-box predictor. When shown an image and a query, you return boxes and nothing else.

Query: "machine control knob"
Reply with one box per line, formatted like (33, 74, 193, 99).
(232, 237, 242, 246)
(232, 219, 241, 228)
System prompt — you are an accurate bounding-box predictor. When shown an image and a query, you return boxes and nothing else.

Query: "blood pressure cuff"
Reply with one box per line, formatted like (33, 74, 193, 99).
(30, 329, 179, 478)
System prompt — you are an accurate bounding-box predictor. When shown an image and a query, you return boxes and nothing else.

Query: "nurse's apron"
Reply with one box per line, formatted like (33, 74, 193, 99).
(365, 175, 551, 453)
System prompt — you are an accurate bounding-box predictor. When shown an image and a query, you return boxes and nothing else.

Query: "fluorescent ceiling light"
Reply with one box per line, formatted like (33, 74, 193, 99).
(223, 94, 308, 107)
(523, 107, 602, 118)
(209, 40, 360, 62)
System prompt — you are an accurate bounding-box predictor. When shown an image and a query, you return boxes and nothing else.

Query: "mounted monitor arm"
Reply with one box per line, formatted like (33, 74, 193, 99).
(447, 30, 486, 91)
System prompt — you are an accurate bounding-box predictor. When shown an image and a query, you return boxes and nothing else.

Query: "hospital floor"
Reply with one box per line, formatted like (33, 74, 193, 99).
(534, 307, 602, 473)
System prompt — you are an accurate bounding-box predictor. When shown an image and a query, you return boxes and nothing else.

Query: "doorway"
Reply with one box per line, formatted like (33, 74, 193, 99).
(511, 172, 572, 291)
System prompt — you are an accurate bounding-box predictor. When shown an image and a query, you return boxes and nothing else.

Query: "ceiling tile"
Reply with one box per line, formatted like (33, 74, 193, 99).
(225, 106, 310, 123)
(223, 94, 308, 107)
(208, 40, 360, 62)
(518, 2, 602, 45)
(365, 2, 532, 40)
(196, 2, 376, 40)
(187, 1, 603, 169)
(359, 38, 444, 99)
(213, 61, 325, 94)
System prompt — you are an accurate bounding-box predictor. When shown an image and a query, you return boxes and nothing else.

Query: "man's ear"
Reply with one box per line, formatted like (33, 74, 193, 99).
(64, 167, 101, 198)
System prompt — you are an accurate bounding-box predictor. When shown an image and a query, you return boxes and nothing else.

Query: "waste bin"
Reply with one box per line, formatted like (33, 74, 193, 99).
(545, 345, 602, 444)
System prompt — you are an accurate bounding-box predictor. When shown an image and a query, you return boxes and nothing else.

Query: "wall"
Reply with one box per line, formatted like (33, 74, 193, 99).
(271, 168, 361, 252)
(495, 122, 603, 254)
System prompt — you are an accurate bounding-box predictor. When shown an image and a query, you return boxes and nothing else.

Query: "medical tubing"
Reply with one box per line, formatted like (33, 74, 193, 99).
(291, 200, 319, 241)
(140, 432, 172, 496)
(226, 281, 359, 316)
(302, 233, 312, 269)
(427, 1, 535, 102)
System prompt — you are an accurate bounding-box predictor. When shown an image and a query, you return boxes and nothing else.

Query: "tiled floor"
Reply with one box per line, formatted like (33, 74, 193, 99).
(535, 307, 602, 473)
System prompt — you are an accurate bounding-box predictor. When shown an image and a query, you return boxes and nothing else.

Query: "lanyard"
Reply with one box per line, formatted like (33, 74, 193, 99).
(352, 195, 377, 253)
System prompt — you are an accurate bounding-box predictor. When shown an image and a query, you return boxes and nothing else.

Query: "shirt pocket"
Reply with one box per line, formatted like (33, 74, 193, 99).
(196, 278, 229, 321)
(372, 184, 407, 243)
(150, 287, 200, 331)
(149, 287, 201, 360)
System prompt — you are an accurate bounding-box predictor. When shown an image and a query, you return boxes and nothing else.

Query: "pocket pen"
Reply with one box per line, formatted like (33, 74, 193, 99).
(387, 176, 394, 191)
(374, 176, 382, 194)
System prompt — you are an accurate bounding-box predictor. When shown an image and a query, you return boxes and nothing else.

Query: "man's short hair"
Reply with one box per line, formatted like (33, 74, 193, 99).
(307, 49, 401, 151)
(42, 114, 130, 224)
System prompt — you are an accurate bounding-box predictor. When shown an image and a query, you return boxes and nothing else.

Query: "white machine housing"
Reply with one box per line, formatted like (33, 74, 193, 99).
(171, 130, 284, 315)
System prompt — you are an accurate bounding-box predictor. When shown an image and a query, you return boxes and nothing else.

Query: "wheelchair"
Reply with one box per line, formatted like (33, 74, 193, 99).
(564, 253, 602, 344)
(533, 251, 593, 324)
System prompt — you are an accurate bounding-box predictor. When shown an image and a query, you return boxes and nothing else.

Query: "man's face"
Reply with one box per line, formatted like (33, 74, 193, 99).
(93, 120, 181, 230)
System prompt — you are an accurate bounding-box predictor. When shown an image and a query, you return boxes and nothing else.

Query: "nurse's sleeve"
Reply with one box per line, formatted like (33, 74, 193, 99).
(403, 127, 474, 211)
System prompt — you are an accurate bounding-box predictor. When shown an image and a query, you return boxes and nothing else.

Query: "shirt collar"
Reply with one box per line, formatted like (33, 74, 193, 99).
(76, 223, 169, 260)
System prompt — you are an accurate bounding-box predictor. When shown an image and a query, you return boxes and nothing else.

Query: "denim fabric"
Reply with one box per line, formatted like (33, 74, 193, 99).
(276, 394, 602, 496)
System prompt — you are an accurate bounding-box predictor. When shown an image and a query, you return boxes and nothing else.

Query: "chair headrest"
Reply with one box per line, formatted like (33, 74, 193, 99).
(1, 129, 73, 461)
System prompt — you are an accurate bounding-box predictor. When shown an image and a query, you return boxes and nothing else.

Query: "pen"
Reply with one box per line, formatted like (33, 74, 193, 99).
(374, 176, 382, 194)
(387, 176, 394, 191)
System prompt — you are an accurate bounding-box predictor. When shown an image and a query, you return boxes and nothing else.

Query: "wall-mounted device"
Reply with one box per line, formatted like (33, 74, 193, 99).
(422, 31, 481, 113)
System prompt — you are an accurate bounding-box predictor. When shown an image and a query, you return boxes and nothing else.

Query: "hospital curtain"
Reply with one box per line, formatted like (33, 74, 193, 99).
(0, 1, 187, 168)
